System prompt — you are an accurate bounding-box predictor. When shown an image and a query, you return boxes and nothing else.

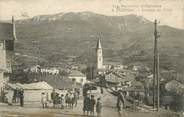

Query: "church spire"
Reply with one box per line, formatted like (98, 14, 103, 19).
(96, 39, 102, 50)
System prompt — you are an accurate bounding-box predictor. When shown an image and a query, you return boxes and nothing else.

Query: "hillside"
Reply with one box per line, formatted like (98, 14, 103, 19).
(14, 12, 184, 73)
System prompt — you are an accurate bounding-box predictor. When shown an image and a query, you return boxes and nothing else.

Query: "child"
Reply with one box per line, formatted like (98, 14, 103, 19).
(96, 97, 102, 117)
(41, 92, 47, 108)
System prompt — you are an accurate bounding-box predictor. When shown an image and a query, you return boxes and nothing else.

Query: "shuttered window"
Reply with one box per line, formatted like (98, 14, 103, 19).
(5, 40, 14, 50)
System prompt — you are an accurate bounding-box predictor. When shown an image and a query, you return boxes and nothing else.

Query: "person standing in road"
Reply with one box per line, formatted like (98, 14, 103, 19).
(90, 95, 96, 116)
(60, 94, 65, 109)
(41, 92, 47, 108)
(20, 89, 24, 107)
(12, 88, 17, 103)
(73, 90, 79, 107)
(117, 90, 125, 115)
(83, 94, 90, 115)
(96, 97, 102, 117)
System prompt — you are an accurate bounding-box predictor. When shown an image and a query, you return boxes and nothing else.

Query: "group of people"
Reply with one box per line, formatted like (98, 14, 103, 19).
(12, 88, 24, 107)
(41, 89, 80, 109)
(83, 94, 102, 117)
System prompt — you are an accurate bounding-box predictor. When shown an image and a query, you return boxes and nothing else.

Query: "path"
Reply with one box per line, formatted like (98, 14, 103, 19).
(0, 88, 179, 117)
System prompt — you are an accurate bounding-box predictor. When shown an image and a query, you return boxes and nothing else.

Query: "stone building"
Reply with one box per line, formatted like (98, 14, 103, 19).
(0, 17, 16, 89)
(68, 70, 87, 85)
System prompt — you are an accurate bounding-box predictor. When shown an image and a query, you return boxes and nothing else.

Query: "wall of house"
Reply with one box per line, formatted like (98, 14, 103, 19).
(6, 90, 53, 102)
(5, 89, 69, 102)
(0, 71, 4, 90)
(0, 45, 7, 69)
(0, 71, 9, 91)
(68, 76, 86, 85)
(5, 51, 13, 72)
(0, 41, 13, 71)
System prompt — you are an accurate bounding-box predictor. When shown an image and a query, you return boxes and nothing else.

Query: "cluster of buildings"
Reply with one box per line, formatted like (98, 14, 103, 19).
(24, 64, 87, 86)
(93, 39, 145, 96)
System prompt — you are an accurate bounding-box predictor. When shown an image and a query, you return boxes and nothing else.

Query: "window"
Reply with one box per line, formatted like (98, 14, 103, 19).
(72, 78, 76, 82)
(5, 40, 14, 50)
(80, 79, 83, 83)
(99, 50, 102, 54)
(0, 43, 3, 49)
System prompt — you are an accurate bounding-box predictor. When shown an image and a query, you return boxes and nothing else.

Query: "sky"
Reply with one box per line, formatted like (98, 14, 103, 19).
(0, 0, 184, 29)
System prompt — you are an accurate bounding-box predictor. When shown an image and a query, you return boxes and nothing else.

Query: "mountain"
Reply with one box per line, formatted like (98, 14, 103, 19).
(16, 12, 64, 24)
(14, 12, 184, 73)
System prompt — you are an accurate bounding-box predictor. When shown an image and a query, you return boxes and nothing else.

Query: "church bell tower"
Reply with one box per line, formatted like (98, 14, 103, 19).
(96, 39, 103, 70)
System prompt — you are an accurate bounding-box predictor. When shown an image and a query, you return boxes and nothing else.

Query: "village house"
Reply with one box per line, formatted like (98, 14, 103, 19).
(37, 74, 81, 94)
(165, 80, 184, 94)
(132, 65, 150, 73)
(40, 67, 59, 75)
(68, 70, 87, 85)
(28, 65, 60, 75)
(30, 65, 41, 73)
(0, 17, 16, 90)
(105, 72, 116, 79)
(5, 81, 53, 102)
(71, 65, 79, 70)
(113, 64, 124, 70)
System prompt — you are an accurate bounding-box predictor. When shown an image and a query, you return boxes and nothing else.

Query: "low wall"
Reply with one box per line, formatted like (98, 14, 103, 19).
(5, 90, 53, 102)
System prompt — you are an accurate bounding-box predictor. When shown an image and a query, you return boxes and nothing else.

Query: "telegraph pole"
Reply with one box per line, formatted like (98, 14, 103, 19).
(153, 20, 160, 110)
(157, 54, 160, 111)
(153, 24, 156, 109)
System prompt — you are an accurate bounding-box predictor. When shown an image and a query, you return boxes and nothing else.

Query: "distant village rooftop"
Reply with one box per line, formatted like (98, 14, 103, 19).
(69, 70, 85, 77)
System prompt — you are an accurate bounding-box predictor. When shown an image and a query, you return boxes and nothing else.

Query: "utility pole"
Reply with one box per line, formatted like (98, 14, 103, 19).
(153, 20, 160, 111)
(157, 54, 160, 111)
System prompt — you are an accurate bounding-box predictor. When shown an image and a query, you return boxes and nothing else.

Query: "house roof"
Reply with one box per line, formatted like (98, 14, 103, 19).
(106, 73, 135, 83)
(38, 74, 80, 89)
(69, 70, 86, 77)
(131, 81, 144, 87)
(6, 82, 53, 90)
(106, 78, 124, 83)
(0, 22, 14, 41)
(165, 80, 184, 92)
(121, 73, 135, 82)
(121, 86, 144, 92)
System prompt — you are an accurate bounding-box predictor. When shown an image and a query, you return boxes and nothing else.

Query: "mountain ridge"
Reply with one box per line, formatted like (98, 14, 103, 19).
(14, 11, 184, 73)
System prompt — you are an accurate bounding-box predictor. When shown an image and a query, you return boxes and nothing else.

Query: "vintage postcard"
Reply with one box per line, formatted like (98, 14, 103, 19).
(0, 0, 183, 117)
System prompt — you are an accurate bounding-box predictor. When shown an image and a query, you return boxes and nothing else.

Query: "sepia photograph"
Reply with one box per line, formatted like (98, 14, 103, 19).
(0, 0, 184, 116)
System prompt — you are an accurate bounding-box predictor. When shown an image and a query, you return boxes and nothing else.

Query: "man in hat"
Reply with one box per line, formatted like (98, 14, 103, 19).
(83, 94, 90, 115)
(20, 89, 24, 107)
(90, 95, 96, 116)
(96, 97, 102, 117)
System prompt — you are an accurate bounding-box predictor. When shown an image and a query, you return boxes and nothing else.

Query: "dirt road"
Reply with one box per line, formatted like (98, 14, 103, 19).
(0, 88, 179, 117)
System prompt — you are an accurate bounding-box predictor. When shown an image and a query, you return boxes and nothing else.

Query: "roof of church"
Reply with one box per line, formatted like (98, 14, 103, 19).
(96, 39, 102, 50)
(0, 22, 14, 41)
